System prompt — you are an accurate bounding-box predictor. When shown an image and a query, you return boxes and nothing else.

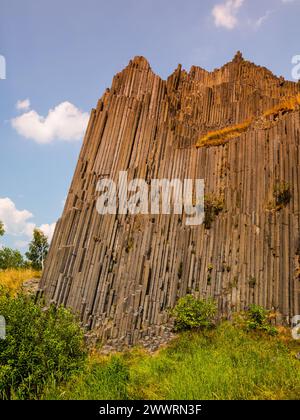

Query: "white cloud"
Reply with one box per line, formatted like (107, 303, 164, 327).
(212, 0, 244, 29)
(16, 99, 30, 111)
(14, 239, 30, 249)
(11, 101, 89, 144)
(0, 197, 56, 247)
(39, 223, 56, 242)
(0, 197, 35, 238)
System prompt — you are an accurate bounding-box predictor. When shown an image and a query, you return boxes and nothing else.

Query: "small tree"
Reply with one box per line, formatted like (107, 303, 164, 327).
(0, 221, 4, 237)
(26, 229, 49, 270)
(0, 247, 25, 270)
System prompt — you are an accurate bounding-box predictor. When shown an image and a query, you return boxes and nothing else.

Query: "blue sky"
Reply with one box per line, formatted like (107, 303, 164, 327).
(0, 0, 300, 251)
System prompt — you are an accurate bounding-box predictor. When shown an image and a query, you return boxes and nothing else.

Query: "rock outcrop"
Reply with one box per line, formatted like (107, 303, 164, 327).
(39, 53, 300, 345)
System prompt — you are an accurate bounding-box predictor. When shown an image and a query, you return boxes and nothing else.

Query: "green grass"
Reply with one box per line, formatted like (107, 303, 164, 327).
(42, 322, 300, 400)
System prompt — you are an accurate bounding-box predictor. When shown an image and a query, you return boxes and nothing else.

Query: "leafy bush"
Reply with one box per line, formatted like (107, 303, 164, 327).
(0, 288, 87, 399)
(171, 295, 217, 331)
(244, 304, 278, 336)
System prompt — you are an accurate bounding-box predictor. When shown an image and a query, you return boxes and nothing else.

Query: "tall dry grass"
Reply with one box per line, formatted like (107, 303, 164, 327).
(264, 93, 300, 118)
(0, 269, 41, 294)
(196, 119, 252, 148)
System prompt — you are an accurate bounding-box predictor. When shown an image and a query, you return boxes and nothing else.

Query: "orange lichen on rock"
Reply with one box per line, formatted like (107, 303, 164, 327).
(197, 93, 300, 149)
(196, 119, 252, 148)
(264, 94, 300, 118)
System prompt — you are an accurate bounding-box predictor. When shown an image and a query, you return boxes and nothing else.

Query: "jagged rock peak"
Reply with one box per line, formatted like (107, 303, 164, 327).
(232, 50, 244, 63)
(128, 56, 151, 70)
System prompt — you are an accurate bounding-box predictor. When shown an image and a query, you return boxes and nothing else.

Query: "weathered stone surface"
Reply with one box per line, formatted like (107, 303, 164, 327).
(39, 53, 300, 345)
(22, 277, 40, 295)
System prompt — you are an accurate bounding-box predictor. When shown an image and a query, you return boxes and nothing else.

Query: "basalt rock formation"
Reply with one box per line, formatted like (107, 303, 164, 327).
(39, 52, 300, 345)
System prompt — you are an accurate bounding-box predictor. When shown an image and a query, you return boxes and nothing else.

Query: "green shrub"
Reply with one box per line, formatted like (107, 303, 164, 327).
(244, 304, 278, 336)
(273, 182, 292, 209)
(171, 295, 217, 331)
(203, 195, 224, 229)
(0, 288, 87, 399)
(248, 276, 256, 288)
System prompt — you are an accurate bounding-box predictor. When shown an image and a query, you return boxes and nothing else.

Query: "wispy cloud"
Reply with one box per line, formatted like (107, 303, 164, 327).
(212, 0, 244, 30)
(212, 0, 297, 32)
(11, 101, 89, 144)
(254, 9, 273, 28)
(16, 99, 30, 111)
(252, 0, 298, 29)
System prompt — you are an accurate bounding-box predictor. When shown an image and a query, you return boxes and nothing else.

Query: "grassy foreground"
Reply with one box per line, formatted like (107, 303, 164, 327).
(0, 271, 299, 400)
(43, 322, 300, 400)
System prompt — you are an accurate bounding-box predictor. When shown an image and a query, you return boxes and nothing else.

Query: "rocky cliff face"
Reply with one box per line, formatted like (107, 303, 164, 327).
(39, 52, 300, 345)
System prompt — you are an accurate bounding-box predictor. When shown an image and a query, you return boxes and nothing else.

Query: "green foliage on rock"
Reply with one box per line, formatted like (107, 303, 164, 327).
(171, 295, 217, 331)
(273, 181, 292, 208)
(244, 304, 278, 336)
(203, 195, 224, 229)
